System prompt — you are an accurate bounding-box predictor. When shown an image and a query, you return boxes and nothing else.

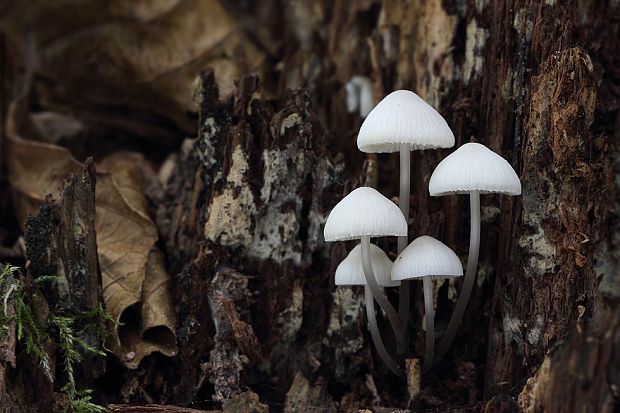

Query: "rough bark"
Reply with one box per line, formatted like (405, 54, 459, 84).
(0, 0, 618, 411)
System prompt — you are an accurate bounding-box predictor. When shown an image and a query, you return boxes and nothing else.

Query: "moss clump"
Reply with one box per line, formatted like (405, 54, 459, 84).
(1, 263, 108, 413)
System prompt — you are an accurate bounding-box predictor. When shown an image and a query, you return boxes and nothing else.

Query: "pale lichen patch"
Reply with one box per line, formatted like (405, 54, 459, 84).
(204, 145, 256, 246)
(250, 144, 307, 264)
(248, 210, 301, 264)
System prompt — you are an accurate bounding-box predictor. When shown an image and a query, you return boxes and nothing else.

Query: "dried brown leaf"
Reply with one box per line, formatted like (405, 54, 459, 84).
(7, 106, 176, 368)
(1, 0, 266, 134)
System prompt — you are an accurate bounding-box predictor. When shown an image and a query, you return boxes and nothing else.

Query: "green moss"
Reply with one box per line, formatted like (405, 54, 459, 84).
(1, 263, 109, 413)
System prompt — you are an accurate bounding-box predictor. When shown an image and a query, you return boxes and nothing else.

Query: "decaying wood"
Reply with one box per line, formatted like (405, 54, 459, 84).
(0, 0, 619, 411)
(56, 157, 99, 313)
(283, 372, 334, 413)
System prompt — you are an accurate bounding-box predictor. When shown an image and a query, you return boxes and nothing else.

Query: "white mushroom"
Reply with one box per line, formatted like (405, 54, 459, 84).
(345, 76, 375, 118)
(392, 236, 463, 371)
(336, 244, 402, 376)
(429, 142, 521, 356)
(357, 90, 455, 330)
(336, 244, 399, 287)
(324, 187, 407, 355)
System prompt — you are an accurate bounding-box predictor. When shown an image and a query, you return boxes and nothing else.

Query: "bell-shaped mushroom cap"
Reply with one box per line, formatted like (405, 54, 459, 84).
(391, 236, 463, 281)
(429, 142, 521, 196)
(324, 187, 407, 242)
(335, 244, 400, 287)
(357, 90, 455, 153)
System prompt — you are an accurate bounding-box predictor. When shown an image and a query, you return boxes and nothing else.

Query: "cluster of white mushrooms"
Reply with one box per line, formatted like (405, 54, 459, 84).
(324, 90, 521, 377)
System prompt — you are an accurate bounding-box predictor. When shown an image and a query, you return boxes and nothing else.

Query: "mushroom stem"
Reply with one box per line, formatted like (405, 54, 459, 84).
(422, 276, 434, 372)
(365, 287, 404, 377)
(438, 190, 480, 356)
(398, 144, 411, 333)
(361, 235, 406, 355)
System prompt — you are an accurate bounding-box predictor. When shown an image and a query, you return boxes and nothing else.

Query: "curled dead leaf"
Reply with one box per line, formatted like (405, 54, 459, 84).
(6, 103, 177, 368)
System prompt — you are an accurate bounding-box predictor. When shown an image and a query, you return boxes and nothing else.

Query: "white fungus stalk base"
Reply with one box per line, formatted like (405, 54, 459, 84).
(438, 190, 481, 356)
(365, 287, 403, 377)
(422, 276, 434, 372)
(398, 144, 411, 336)
(361, 235, 406, 355)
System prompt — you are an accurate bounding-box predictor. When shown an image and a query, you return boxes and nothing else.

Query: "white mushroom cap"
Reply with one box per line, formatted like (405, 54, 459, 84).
(429, 142, 521, 196)
(391, 236, 463, 281)
(335, 244, 399, 287)
(357, 90, 455, 153)
(345, 76, 374, 118)
(324, 187, 407, 242)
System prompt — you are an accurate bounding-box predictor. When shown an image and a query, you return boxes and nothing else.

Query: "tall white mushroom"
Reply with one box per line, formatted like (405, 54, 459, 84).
(357, 90, 455, 329)
(324, 187, 407, 354)
(392, 236, 463, 371)
(429, 142, 521, 356)
(336, 244, 402, 376)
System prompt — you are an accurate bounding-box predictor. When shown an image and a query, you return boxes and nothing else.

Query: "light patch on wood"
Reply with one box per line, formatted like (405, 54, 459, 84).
(463, 18, 488, 84)
(475, 0, 489, 14)
(280, 113, 303, 136)
(476, 263, 493, 288)
(501, 67, 516, 100)
(518, 227, 557, 277)
(228, 145, 249, 186)
(326, 287, 363, 339)
(411, 0, 457, 107)
(513, 8, 534, 42)
(248, 210, 301, 264)
(526, 314, 545, 346)
(326, 287, 364, 357)
(405, 358, 421, 402)
(277, 279, 304, 340)
(204, 146, 256, 246)
(518, 356, 551, 412)
(253, 144, 307, 264)
(503, 315, 522, 344)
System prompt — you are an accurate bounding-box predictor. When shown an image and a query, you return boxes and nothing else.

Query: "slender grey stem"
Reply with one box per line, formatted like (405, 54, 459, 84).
(422, 276, 434, 372)
(361, 235, 406, 355)
(398, 144, 411, 335)
(438, 190, 480, 356)
(365, 287, 404, 377)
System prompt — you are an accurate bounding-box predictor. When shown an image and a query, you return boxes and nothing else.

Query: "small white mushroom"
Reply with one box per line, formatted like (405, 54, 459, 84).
(336, 244, 399, 287)
(429, 142, 521, 356)
(335, 243, 401, 376)
(324, 187, 407, 356)
(392, 236, 463, 371)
